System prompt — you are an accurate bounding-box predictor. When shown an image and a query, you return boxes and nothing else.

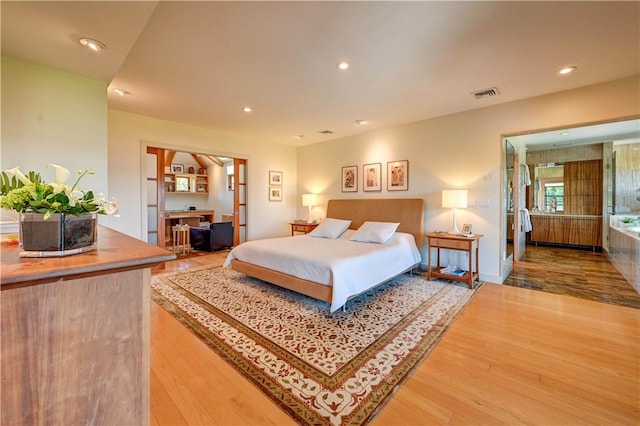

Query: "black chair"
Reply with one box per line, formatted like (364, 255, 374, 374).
(189, 222, 234, 252)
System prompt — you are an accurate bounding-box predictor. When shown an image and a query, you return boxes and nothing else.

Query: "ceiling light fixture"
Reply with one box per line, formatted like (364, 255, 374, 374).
(112, 88, 129, 97)
(242, 107, 252, 113)
(558, 65, 577, 75)
(355, 120, 367, 126)
(294, 135, 304, 139)
(79, 37, 106, 52)
(337, 62, 349, 70)
(560, 132, 569, 136)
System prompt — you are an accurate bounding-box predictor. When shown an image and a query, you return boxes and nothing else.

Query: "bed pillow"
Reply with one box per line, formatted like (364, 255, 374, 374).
(350, 221, 400, 244)
(308, 218, 352, 239)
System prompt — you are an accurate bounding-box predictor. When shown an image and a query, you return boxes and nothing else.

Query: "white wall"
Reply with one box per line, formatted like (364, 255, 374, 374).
(107, 109, 297, 240)
(1, 57, 108, 222)
(296, 76, 640, 283)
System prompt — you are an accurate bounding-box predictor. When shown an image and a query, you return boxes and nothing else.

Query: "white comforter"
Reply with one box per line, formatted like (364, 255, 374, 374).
(223, 230, 421, 312)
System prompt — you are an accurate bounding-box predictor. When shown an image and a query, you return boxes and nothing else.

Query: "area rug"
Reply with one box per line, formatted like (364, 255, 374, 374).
(151, 265, 477, 425)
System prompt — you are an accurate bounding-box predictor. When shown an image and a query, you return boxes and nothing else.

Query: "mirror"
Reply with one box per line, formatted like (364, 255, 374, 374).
(505, 141, 515, 260)
(532, 163, 564, 213)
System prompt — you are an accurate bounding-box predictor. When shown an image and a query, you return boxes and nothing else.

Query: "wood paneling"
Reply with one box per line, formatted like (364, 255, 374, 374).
(564, 159, 602, 215)
(1, 270, 149, 425)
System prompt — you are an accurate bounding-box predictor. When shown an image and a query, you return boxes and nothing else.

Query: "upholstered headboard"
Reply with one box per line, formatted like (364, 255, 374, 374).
(326, 198, 425, 248)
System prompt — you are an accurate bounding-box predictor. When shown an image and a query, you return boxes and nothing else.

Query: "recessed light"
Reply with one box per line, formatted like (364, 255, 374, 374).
(242, 107, 252, 113)
(79, 37, 106, 52)
(112, 88, 129, 97)
(559, 132, 569, 136)
(355, 120, 367, 126)
(337, 62, 349, 70)
(558, 65, 577, 75)
(294, 135, 304, 139)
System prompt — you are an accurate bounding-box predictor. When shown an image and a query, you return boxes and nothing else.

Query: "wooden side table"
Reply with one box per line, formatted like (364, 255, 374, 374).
(425, 232, 483, 289)
(290, 222, 319, 235)
(172, 225, 190, 255)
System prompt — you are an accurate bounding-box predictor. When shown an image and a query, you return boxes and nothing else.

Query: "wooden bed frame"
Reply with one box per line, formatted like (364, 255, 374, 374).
(230, 198, 425, 304)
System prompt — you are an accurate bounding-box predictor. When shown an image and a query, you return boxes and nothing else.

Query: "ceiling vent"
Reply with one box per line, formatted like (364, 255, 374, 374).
(317, 130, 334, 135)
(471, 87, 500, 99)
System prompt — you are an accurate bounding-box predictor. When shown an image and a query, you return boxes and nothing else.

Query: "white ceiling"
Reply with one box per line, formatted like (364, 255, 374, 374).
(2, 1, 639, 147)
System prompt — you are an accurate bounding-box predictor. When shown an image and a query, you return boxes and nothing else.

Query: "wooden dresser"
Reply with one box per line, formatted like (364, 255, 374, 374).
(1, 226, 175, 425)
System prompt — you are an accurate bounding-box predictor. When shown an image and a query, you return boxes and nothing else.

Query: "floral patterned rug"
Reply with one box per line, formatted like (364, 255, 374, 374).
(151, 265, 477, 425)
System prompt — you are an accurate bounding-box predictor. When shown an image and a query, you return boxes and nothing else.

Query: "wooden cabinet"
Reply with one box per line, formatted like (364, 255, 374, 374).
(1, 227, 175, 425)
(165, 173, 208, 194)
(529, 215, 602, 248)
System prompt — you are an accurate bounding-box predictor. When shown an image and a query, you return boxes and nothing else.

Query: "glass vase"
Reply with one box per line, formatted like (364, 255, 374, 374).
(19, 212, 98, 257)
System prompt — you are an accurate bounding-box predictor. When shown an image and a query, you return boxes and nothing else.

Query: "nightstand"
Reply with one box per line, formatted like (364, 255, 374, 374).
(290, 222, 319, 235)
(425, 232, 483, 289)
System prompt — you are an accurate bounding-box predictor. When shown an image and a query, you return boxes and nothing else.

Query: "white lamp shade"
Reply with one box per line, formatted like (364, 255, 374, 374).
(302, 193, 318, 207)
(442, 189, 468, 209)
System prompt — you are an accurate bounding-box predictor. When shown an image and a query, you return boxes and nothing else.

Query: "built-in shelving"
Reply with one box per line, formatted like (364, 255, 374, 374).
(164, 173, 209, 194)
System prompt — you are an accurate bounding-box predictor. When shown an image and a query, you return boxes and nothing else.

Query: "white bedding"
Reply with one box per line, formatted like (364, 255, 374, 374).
(223, 230, 421, 312)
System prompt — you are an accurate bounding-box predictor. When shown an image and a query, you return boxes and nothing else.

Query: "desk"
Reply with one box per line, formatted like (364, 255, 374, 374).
(1, 226, 175, 425)
(425, 232, 483, 289)
(165, 210, 214, 244)
(290, 222, 319, 235)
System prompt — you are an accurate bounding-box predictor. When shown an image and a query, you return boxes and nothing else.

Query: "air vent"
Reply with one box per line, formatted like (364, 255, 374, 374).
(317, 130, 334, 135)
(471, 87, 500, 99)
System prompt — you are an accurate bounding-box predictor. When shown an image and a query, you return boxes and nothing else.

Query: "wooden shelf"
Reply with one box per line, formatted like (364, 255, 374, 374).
(164, 173, 208, 194)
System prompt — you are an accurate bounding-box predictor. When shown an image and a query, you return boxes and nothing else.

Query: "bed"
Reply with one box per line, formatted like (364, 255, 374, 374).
(224, 198, 424, 312)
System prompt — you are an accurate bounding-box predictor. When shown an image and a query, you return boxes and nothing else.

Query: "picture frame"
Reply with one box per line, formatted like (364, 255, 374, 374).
(462, 224, 473, 235)
(170, 164, 184, 174)
(268, 186, 282, 201)
(341, 165, 358, 192)
(269, 170, 283, 186)
(363, 162, 382, 192)
(387, 160, 409, 191)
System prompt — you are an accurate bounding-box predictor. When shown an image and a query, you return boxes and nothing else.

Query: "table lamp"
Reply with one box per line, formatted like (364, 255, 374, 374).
(302, 193, 318, 223)
(442, 189, 468, 234)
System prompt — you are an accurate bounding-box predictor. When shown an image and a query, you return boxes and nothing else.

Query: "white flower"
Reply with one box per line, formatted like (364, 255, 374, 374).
(4, 167, 30, 185)
(48, 164, 70, 185)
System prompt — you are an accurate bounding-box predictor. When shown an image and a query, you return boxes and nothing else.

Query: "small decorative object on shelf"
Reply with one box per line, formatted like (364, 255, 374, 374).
(0, 164, 119, 257)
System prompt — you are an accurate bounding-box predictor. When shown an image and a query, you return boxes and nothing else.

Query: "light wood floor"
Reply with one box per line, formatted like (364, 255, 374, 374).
(150, 252, 639, 425)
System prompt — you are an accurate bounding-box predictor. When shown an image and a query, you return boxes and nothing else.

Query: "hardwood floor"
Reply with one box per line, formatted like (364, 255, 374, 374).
(150, 252, 639, 425)
(504, 244, 640, 309)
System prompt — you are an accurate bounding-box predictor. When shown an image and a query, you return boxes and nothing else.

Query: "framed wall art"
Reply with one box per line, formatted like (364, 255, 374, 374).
(387, 160, 409, 191)
(341, 165, 358, 192)
(170, 164, 184, 173)
(269, 170, 283, 186)
(363, 162, 382, 192)
(269, 186, 282, 201)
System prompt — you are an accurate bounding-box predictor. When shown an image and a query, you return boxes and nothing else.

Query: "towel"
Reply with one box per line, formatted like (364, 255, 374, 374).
(521, 208, 532, 232)
(520, 164, 531, 186)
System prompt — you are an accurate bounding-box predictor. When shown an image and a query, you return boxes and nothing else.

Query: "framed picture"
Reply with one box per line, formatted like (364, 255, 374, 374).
(341, 165, 358, 192)
(171, 164, 184, 173)
(387, 160, 409, 191)
(462, 224, 473, 235)
(269, 186, 282, 201)
(363, 163, 382, 192)
(269, 170, 283, 186)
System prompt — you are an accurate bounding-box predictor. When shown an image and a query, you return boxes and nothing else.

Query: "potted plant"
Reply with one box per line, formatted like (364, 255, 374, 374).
(621, 216, 640, 227)
(0, 164, 119, 257)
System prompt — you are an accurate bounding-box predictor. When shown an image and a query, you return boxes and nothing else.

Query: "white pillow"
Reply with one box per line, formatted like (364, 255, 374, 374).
(308, 218, 352, 239)
(350, 221, 400, 244)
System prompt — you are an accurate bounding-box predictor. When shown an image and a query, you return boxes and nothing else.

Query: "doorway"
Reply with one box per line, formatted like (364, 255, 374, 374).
(144, 146, 247, 249)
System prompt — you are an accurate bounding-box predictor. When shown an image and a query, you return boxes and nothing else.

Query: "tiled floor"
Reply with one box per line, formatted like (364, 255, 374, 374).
(503, 244, 640, 309)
